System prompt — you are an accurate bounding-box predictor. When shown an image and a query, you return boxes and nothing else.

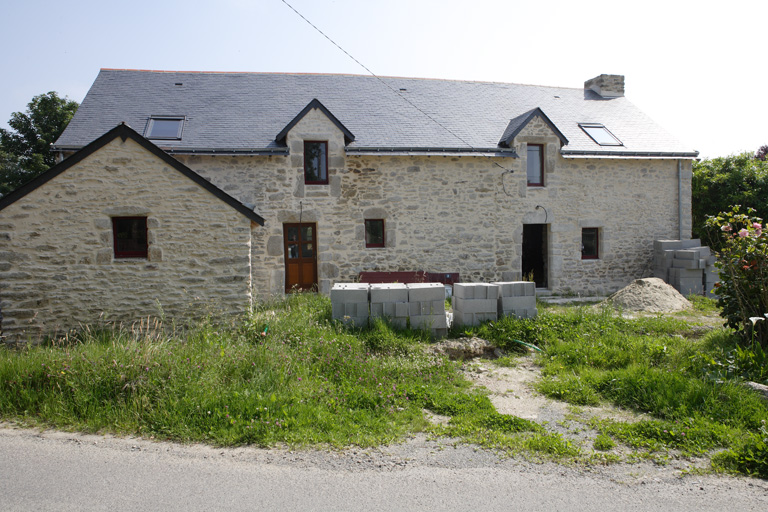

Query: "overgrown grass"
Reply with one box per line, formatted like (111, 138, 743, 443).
(2, 295, 766, 476)
(521, 306, 768, 477)
(0, 294, 560, 455)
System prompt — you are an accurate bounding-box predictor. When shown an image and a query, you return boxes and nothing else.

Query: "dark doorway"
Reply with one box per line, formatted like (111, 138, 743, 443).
(522, 224, 548, 288)
(283, 223, 318, 292)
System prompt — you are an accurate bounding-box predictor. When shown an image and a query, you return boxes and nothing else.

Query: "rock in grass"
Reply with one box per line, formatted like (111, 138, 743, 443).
(603, 277, 692, 313)
(430, 337, 503, 360)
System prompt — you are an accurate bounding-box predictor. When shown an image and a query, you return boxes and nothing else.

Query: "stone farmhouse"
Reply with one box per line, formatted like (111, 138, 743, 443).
(0, 69, 698, 342)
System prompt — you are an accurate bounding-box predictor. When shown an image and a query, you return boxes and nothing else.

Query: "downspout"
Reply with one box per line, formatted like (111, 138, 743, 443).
(678, 159, 684, 240)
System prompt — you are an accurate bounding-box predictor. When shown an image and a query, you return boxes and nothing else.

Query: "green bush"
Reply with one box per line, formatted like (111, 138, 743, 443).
(692, 153, 768, 245)
(705, 206, 768, 348)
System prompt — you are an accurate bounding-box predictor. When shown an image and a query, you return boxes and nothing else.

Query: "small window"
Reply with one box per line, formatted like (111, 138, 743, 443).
(113, 217, 148, 258)
(365, 219, 385, 248)
(304, 141, 328, 184)
(579, 124, 622, 146)
(527, 144, 544, 186)
(146, 117, 184, 140)
(582, 228, 599, 260)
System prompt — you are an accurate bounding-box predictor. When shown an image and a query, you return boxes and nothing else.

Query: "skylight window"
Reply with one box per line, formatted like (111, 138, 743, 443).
(579, 123, 622, 146)
(145, 117, 184, 140)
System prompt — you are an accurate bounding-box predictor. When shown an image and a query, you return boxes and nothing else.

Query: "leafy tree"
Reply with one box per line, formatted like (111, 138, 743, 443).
(0, 92, 78, 196)
(756, 145, 768, 161)
(692, 152, 768, 248)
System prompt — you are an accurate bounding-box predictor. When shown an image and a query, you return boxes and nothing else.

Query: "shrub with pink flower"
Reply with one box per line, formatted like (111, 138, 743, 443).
(706, 206, 768, 348)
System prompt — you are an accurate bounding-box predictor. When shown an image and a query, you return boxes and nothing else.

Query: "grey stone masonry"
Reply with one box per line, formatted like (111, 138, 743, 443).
(369, 283, 409, 329)
(452, 283, 500, 326)
(653, 240, 718, 298)
(407, 283, 447, 336)
(330, 283, 370, 328)
(493, 281, 537, 319)
(584, 74, 625, 98)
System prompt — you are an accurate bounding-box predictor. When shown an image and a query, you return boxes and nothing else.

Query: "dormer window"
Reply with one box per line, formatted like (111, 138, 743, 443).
(145, 117, 184, 140)
(579, 123, 622, 146)
(304, 141, 328, 184)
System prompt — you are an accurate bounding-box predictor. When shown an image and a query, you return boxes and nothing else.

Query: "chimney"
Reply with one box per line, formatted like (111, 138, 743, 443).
(584, 74, 625, 98)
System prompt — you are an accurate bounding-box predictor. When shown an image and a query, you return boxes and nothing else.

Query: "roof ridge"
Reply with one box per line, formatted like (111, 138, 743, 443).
(96, 68, 584, 90)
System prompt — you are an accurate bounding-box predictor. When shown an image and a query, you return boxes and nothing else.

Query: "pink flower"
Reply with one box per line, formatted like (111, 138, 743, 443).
(754, 222, 762, 230)
(739, 228, 749, 237)
(722, 224, 732, 232)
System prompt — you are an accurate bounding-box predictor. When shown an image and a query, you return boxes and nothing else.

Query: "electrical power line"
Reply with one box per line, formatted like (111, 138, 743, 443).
(279, 0, 514, 175)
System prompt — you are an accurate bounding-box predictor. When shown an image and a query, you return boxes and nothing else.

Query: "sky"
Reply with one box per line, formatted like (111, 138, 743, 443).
(1, 0, 765, 159)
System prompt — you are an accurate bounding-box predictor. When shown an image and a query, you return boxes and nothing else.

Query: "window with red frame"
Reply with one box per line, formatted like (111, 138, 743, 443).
(527, 144, 544, 186)
(581, 228, 599, 259)
(113, 217, 148, 258)
(365, 219, 385, 248)
(304, 141, 328, 184)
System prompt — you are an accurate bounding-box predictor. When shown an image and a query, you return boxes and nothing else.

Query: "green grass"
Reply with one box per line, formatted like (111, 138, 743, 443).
(2, 295, 767, 476)
(521, 306, 768, 476)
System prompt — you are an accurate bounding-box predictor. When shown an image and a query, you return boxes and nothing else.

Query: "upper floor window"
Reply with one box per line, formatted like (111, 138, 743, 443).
(304, 141, 328, 184)
(579, 123, 622, 146)
(113, 217, 148, 259)
(365, 219, 385, 248)
(527, 144, 544, 186)
(581, 227, 599, 259)
(145, 117, 184, 140)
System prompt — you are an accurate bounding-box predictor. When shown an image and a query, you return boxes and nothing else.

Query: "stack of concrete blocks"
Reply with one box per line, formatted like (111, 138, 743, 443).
(653, 240, 718, 297)
(330, 283, 370, 327)
(452, 283, 500, 326)
(406, 283, 447, 336)
(369, 283, 409, 329)
(493, 281, 538, 319)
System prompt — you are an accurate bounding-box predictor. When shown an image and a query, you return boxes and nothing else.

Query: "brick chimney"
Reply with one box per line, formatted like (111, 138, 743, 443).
(584, 74, 625, 98)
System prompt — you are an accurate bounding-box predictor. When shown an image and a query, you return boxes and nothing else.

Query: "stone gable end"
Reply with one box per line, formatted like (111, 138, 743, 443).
(0, 136, 254, 343)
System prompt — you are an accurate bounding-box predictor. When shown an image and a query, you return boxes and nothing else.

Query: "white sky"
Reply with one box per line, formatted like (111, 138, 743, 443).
(1, 0, 765, 158)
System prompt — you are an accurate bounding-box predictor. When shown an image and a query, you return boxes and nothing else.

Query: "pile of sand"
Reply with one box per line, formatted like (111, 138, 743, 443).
(602, 277, 692, 313)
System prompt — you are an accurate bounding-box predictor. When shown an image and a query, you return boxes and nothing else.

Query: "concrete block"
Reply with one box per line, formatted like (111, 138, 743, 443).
(370, 302, 384, 317)
(674, 249, 704, 260)
(453, 283, 474, 299)
(499, 296, 536, 312)
(491, 282, 515, 297)
(654, 240, 684, 251)
(395, 302, 409, 317)
(410, 314, 447, 330)
(676, 279, 703, 296)
(454, 297, 497, 314)
(344, 302, 368, 317)
(339, 316, 368, 328)
(672, 258, 705, 269)
(370, 283, 407, 303)
(453, 310, 493, 327)
(669, 267, 703, 280)
(331, 283, 369, 303)
(407, 283, 445, 302)
(510, 281, 536, 297)
(432, 300, 446, 314)
(680, 239, 703, 249)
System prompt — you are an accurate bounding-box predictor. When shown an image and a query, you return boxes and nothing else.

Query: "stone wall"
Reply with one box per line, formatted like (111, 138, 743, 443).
(177, 108, 693, 299)
(0, 137, 254, 342)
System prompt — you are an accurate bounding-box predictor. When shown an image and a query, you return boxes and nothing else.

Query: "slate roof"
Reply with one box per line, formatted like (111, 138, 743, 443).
(2, 123, 265, 225)
(54, 69, 698, 158)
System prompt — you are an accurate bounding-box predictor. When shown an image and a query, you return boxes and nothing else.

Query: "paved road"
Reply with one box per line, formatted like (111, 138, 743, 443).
(1, 427, 766, 511)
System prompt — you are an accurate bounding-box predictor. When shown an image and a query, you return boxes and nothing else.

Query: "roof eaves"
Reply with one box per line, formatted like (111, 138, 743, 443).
(0, 123, 266, 226)
(561, 150, 700, 159)
(498, 108, 569, 148)
(275, 98, 355, 145)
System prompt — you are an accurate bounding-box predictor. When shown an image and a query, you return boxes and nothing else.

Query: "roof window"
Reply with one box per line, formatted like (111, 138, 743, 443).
(579, 123, 622, 146)
(145, 117, 184, 140)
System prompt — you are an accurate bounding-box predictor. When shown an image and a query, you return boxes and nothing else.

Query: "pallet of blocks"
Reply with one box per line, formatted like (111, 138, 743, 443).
(492, 281, 537, 319)
(369, 283, 409, 329)
(406, 283, 447, 336)
(652, 239, 717, 297)
(452, 283, 500, 326)
(330, 283, 370, 327)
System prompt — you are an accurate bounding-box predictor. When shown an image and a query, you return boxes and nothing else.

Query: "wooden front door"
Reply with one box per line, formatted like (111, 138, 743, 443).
(283, 223, 318, 292)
